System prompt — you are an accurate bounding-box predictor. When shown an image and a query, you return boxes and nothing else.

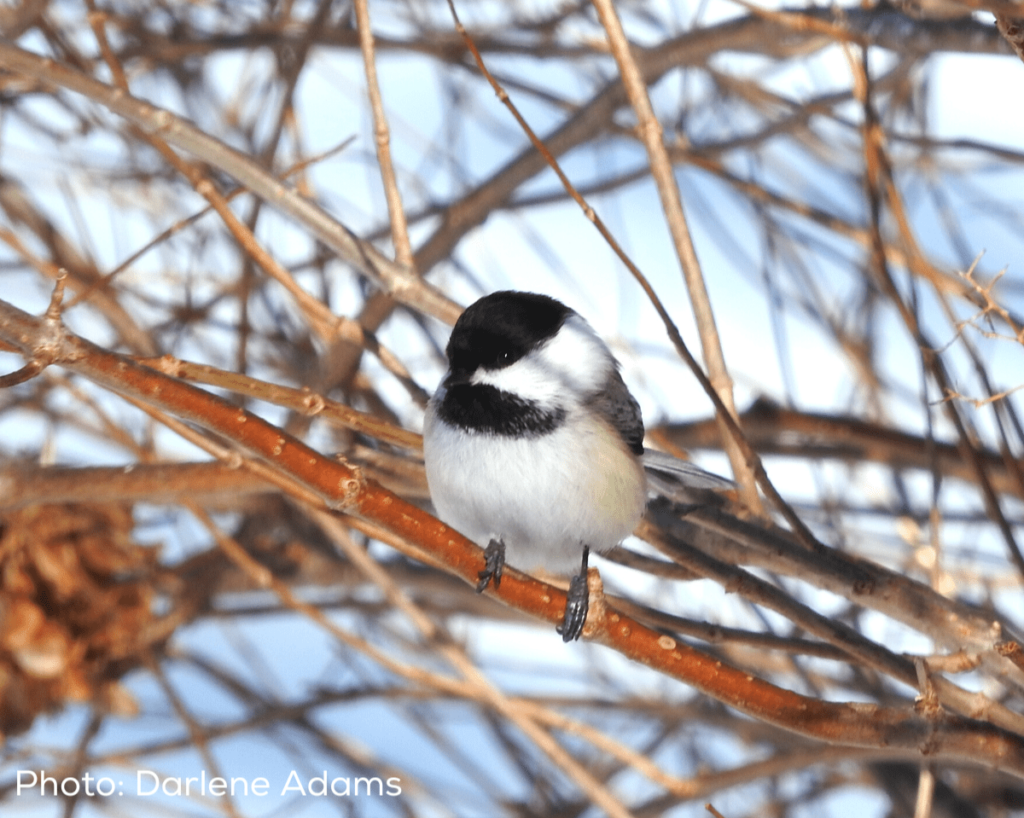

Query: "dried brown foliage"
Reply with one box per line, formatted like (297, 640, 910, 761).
(0, 504, 155, 736)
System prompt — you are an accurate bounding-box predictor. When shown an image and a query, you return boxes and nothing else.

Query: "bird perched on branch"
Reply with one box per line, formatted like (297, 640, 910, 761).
(424, 291, 731, 641)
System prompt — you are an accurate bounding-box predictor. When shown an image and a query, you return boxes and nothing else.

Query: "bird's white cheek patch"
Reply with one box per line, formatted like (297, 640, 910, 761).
(472, 356, 562, 404)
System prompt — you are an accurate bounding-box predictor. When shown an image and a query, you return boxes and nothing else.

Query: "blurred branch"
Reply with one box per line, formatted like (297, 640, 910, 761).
(660, 400, 1024, 499)
(0, 40, 460, 325)
(592, 0, 760, 513)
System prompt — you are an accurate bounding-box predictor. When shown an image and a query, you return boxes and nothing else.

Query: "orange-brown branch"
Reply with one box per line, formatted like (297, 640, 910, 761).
(3, 294, 1024, 776)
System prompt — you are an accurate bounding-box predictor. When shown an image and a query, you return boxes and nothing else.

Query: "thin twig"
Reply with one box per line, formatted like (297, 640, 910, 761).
(590, 0, 761, 512)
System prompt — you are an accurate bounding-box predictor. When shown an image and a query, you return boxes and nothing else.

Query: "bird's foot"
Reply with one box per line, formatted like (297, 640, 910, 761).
(476, 539, 505, 592)
(556, 546, 590, 642)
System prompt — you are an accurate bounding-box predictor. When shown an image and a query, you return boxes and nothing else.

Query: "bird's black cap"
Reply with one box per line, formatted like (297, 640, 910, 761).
(445, 291, 572, 381)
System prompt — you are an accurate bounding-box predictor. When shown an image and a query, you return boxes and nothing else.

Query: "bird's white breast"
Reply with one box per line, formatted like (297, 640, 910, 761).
(423, 399, 647, 575)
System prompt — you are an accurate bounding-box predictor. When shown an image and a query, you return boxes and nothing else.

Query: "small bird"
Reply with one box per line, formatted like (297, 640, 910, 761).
(423, 291, 731, 641)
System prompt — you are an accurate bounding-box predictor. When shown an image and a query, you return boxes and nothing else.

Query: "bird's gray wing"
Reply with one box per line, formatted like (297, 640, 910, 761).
(642, 449, 735, 490)
(588, 368, 645, 456)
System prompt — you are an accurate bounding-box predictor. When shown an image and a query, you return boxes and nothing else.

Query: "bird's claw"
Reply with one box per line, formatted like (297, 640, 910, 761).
(476, 539, 505, 592)
(556, 545, 591, 642)
(556, 571, 589, 642)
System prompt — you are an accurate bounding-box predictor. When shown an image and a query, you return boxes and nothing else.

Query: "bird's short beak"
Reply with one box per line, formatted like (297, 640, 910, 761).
(443, 368, 473, 388)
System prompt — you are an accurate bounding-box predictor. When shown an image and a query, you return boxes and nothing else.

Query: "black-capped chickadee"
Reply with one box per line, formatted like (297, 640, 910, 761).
(423, 291, 731, 641)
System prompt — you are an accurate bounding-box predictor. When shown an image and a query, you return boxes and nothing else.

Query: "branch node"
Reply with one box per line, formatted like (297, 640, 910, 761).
(45, 269, 68, 323)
